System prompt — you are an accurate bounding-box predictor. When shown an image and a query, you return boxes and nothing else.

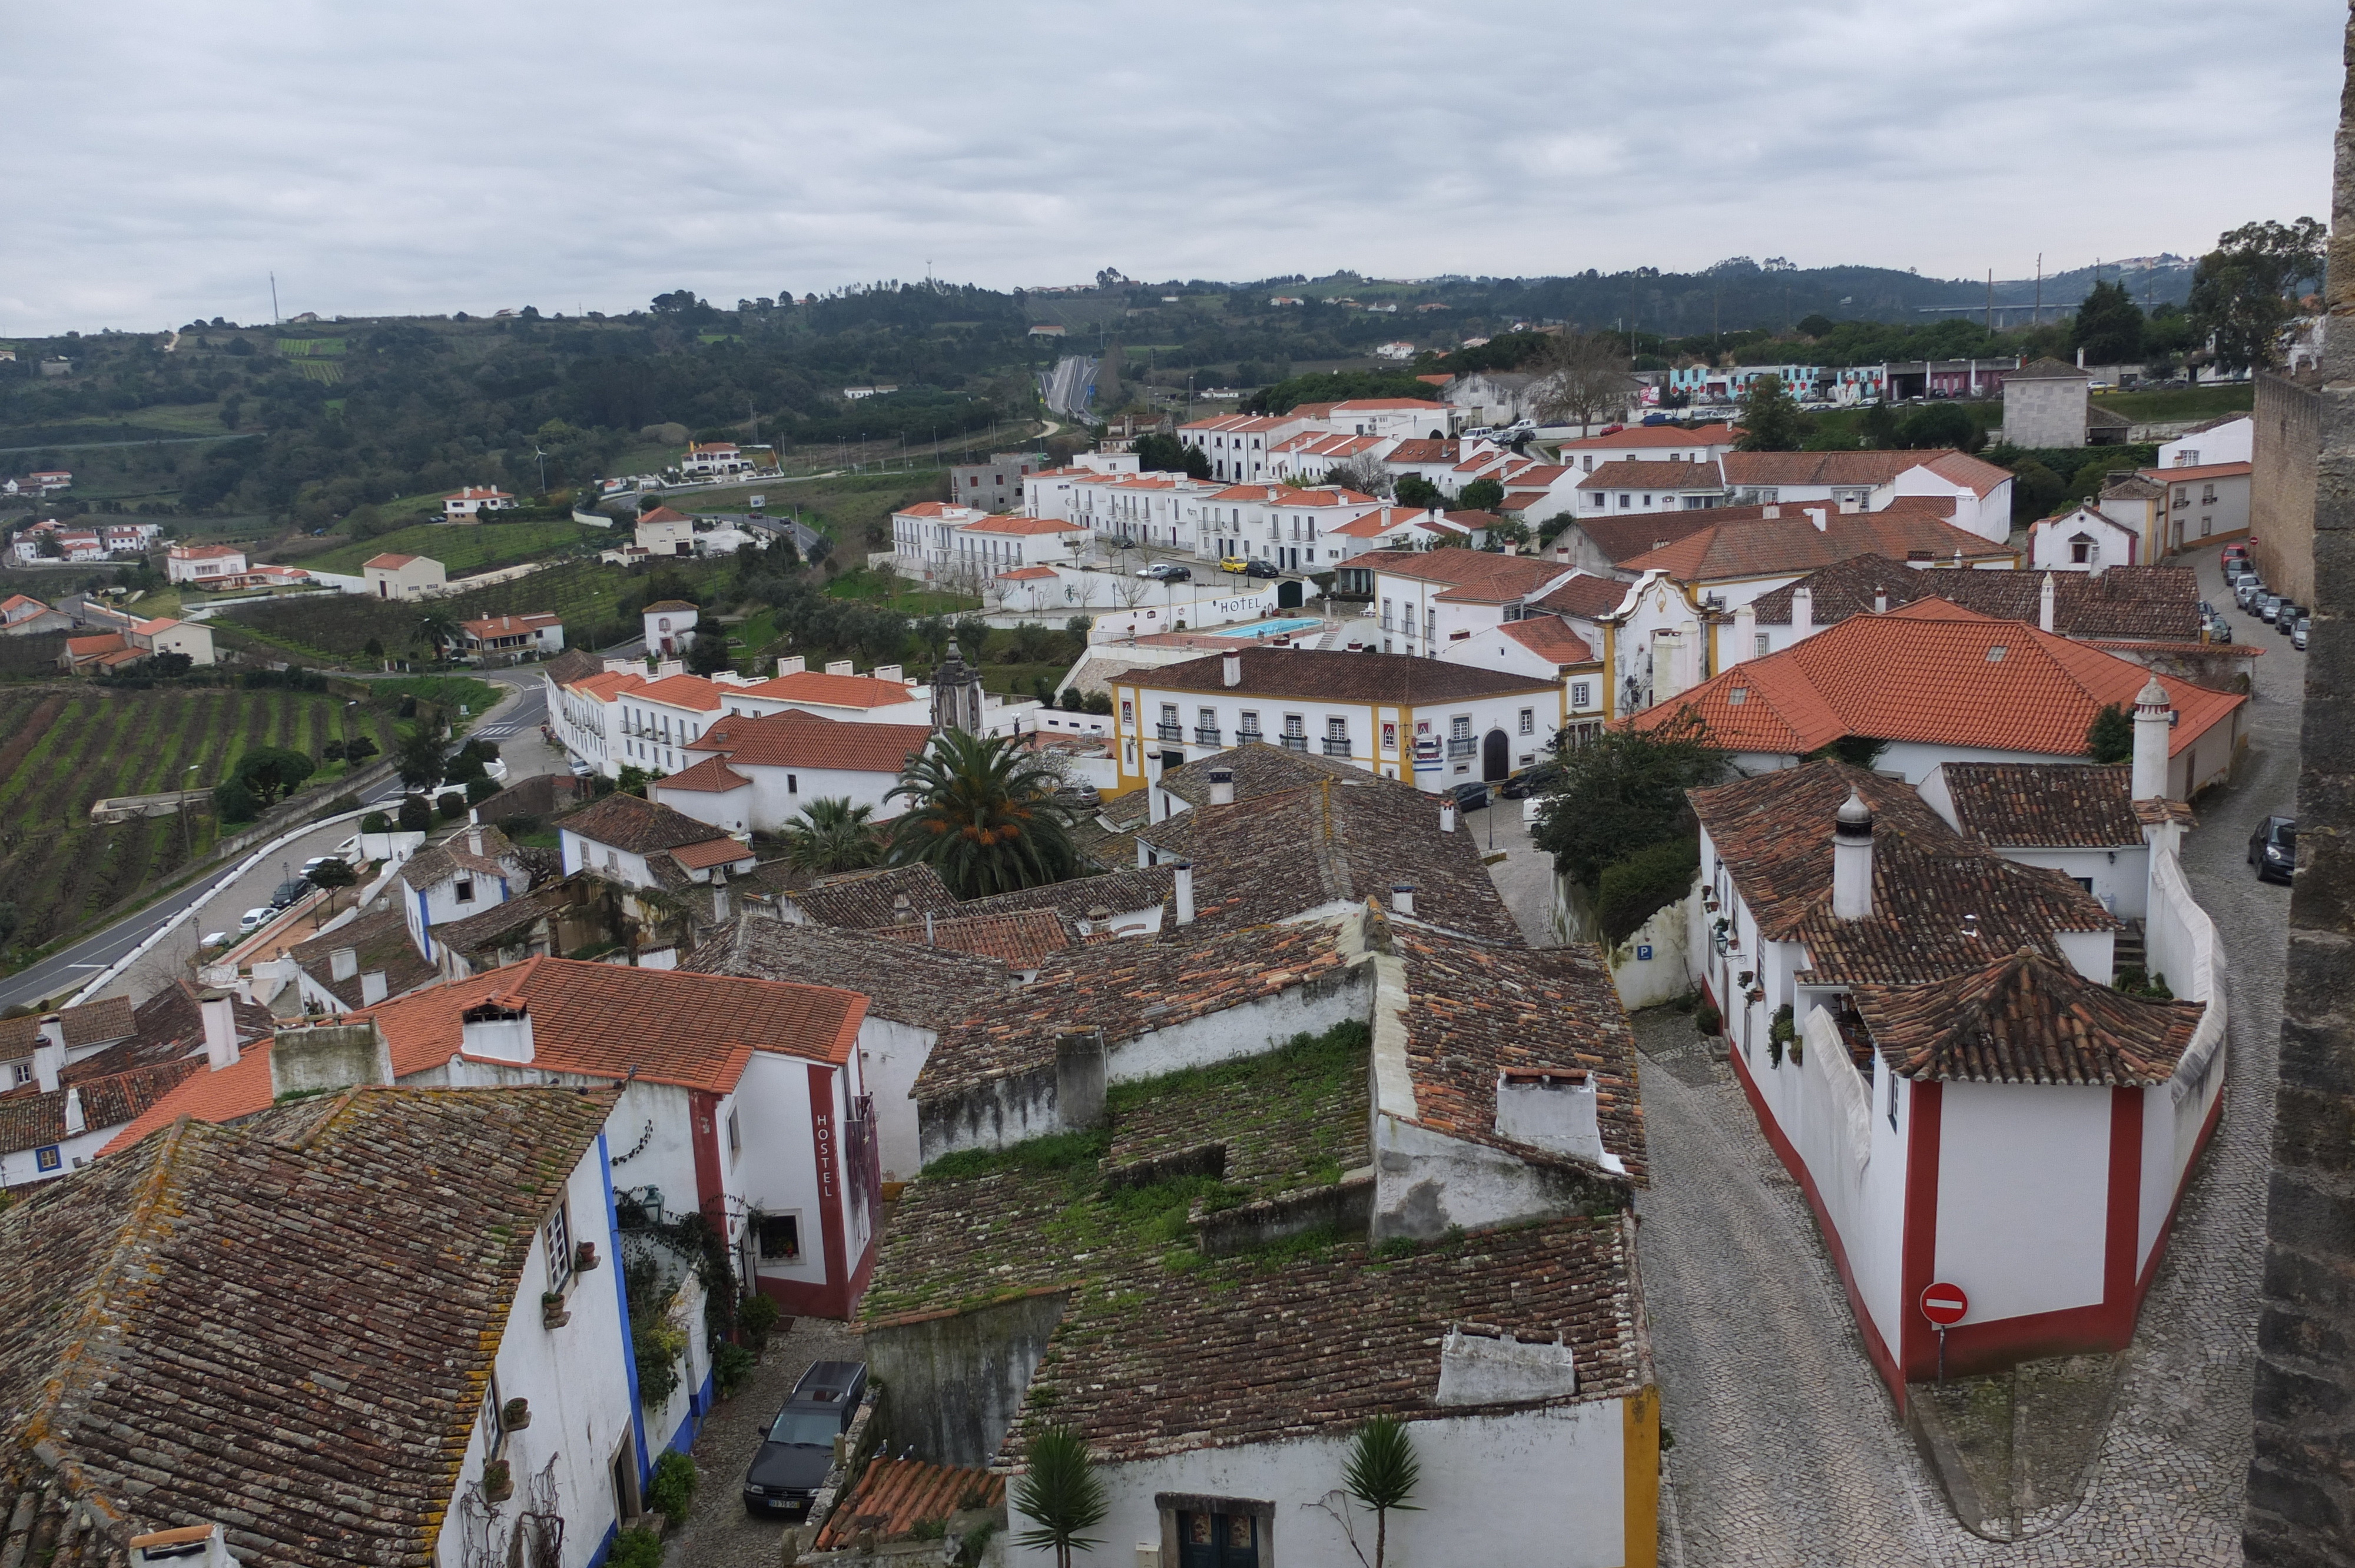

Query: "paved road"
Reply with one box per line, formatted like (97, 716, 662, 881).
(1638, 547, 2297, 1566)
(0, 669, 562, 1012)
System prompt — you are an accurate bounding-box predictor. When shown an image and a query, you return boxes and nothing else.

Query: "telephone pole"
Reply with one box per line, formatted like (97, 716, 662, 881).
(270, 273, 280, 325)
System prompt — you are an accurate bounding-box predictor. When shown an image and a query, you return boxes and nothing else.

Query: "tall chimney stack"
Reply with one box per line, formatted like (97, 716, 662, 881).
(1832, 792, 1874, 921)
(2131, 677, 2174, 801)
(1792, 585, 1813, 637)
(32, 1015, 65, 1094)
(1173, 861, 1195, 926)
(1222, 651, 1243, 687)
(1439, 802, 1457, 834)
(200, 991, 240, 1071)
(1208, 767, 1235, 806)
(2039, 572, 2057, 634)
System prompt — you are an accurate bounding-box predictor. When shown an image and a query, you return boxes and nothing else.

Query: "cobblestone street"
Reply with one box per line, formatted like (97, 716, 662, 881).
(1637, 549, 2300, 1567)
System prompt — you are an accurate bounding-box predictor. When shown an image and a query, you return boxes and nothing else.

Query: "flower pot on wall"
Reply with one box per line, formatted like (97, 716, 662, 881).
(503, 1397, 531, 1431)
(483, 1460, 513, 1504)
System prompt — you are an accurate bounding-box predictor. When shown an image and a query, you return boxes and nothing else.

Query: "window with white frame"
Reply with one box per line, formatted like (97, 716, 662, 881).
(1571, 681, 1592, 708)
(545, 1199, 573, 1291)
(1518, 708, 1535, 735)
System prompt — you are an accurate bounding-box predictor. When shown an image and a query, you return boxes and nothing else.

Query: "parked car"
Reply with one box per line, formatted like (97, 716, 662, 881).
(1218, 556, 1251, 574)
(1448, 780, 1491, 812)
(2260, 594, 2284, 624)
(2207, 616, 2235, 643)
(2294, 619, 2310, 651)
(2276, 603, 2302, 634)
(1498, 762, 1561, 800)
(1136, 563, 1191, 582)
(2248, 815, 2298, 883)
(237, 908, 272, 935)
(2236, 579, 2264, 610)
(266, 878, 310, 910)
(1243, 560, 1281, 579)
(1052, 783, 1102, 810)
(742, 1360, 868, 1517)
(2221, 543, 2248, 567)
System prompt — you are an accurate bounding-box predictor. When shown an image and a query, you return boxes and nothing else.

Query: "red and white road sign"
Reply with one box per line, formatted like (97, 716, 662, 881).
(1920, 1282, 1969, 1327)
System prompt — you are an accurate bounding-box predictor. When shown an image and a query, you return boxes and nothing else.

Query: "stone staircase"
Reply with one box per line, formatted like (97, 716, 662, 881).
(2112, 919, 2147, 984)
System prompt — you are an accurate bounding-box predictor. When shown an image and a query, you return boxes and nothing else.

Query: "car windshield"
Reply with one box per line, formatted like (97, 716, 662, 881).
(766, 1410, 841, 1447)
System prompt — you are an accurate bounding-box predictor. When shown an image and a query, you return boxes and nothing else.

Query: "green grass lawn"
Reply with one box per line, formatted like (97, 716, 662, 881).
(299, 519, 598, 577)
(2092, 384, 2255, 422)
(824, 566, 979, 616)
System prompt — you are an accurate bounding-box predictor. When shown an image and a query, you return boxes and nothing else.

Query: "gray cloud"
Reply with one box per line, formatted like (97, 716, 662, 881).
(0, 0, 2337, 333)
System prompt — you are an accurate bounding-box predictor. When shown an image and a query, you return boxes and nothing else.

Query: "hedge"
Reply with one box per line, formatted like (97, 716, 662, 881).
(1596, 835, 1700, 945)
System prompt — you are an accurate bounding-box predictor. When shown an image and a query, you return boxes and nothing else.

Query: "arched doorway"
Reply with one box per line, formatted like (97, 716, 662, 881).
(1482, 729, 1510, 782)
(1276, 579, 1304, 610)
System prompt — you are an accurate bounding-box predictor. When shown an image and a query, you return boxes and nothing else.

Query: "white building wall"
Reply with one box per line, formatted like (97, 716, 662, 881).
(1049, 1403, 1630, 1568)
(0, 1120, 120, 1188)
(433, 1137, 636, 1568)
(1934, 1080, 2112, 1324)
(731, 1053, 828, 1298)
(1983, 845, 2148, 921)
(855, 1015, 937, 1182)
(1107, 966, 1372, 1085)
(560, 830, 656, 888)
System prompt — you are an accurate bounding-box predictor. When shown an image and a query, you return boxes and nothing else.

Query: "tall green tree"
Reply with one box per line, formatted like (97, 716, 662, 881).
(686, 627, 733, 676)
(2086, 702, 2134, 764)
(1457, 476, 1505, 512)
(2188, 217, 2326, 373)
(1533, 709, 1727, 892)
(393, 722, 447, 791)
(2070, 280, 2145, 365)
(1133, 431, 1210, 479)
(1734, 374, 1805, 451)
(233, 746, 316, 806)
(782, 798, 883, 873)
(1011, 1427, 1107, 1568)
(887, 730, 1081, 897)
(1342, 1415, 1422, 1568)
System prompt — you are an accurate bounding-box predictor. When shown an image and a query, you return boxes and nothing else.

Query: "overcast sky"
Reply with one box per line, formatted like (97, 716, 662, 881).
(2, 0, 2340, 335)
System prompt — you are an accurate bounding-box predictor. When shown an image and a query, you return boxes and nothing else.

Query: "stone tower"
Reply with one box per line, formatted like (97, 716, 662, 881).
(931, 640, 986, 734)
(2244, 9, 2354, 1560)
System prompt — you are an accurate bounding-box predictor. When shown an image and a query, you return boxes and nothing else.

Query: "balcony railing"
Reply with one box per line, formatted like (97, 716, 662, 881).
(1238, 729, 1263, 745)
(1321, 739, 1352, 758)
(1279, 734, 1308, 752)
(1195, 727, 1222, 745)
(1447, 736, 1477, 758)
(1156, 722, 1184, 742)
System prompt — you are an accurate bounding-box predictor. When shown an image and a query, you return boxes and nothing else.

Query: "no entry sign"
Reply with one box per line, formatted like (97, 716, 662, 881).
(1920, 1282, 1969, 1327)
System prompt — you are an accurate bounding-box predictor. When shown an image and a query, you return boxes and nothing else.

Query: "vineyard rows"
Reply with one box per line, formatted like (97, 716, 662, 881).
(0, 687, 397, 961)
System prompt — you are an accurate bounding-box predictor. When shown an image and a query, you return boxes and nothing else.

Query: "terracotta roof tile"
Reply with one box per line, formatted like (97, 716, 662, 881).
(744, 669, 919, 709)
(0, 1058, 200, 1157)
(1749, 556, 2203, 641)
(1934, 762, 2143, 848)
(0, 996, 134, 1057)
(1632, 603, 2244, 760)
(1532, 574, 1634, 619)
(687, 918, 1010, 1031)
(1558, 423, 1740, 450)
(4, 1087, 616, 1566)
(1497, 615, 1597, 664)
(669, 836, 757, 871)
(1621, 501, 2011, 582)
(1575, 459, 1727, 492)
(786, 864, 958, 928)
(284, 905, 439, 1009)
(1855, 948, 2202, 1086)
(686, 708, 932, 775)
(1136, 646, 1556, 705)
(562, 792, 734, 855)
(1353, 548, 1570, 602)
(870, 908, 1072, 967)
(955, 865, 1178, 925)
(816, 1459, 1004, 1548)
(655, 755, 754, 792)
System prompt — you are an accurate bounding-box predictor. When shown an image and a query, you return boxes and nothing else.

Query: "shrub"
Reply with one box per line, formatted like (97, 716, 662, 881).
(360, 810, 390, 833)
(466, 776, 500, 805)
(1694, 1001, 1722, 1037)
(1595, 836, 1700, 945)
(212, 777, 258, 824)
(737, 1291, 781, 1348)
(608, 1527, 664, 1568)
(435, 791, 466, 821)
(713, 1341, 755, 1398)
(396, 793, 431, 833)
(646, 1449, 698, 1522)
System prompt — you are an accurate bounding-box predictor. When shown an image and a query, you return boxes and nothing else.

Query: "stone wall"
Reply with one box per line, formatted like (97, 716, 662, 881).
(864, 1288, 1068, 1468)
(2244, 12, 2355, 1560)
(2253, 370, 2321, 606)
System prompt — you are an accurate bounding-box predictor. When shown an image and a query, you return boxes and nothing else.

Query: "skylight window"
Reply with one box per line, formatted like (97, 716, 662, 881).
(1986, 646, 2007, 663)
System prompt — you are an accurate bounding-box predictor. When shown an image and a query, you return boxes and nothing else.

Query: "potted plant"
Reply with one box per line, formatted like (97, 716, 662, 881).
(503, 1397, 532, 1431)
(542, 1290, 570, 1330)
(574, 1240, 601, 1273)
(483, 1459, 513, 1504)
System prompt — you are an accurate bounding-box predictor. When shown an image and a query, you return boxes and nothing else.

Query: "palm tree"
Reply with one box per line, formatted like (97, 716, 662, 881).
(782, 797, 882, 873)
(886, 730, 1080, 898)
(414, 609, 459, 657)
(1011, 1426, 1106, 1568)
(1342, 1416, 1421, 1568)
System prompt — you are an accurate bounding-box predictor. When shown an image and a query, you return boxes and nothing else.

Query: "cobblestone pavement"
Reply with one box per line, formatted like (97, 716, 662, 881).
(657, 1314, 864, 1568)
(1640, 547, 2299, 1567)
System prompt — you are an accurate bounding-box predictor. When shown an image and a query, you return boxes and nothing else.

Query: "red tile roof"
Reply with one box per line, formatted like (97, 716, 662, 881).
(997, 564, 1059, 580)
(1558, 423, 1740, 450)
(1532, 574, 1634, 619)
(1910, 450, 2017, 498)
(1621, 500, 2012, 582)
(634, 673, 728, 712)
(1635, 606, 2244, 760)
(364, 553, 422, 569)
(688, 708, 933, 773)
(637, 506, 692, 523)
(958, 514, 1086, 535)
(747, 670, 918, 709)
(2140, 461, 2254, 484)
(1576, 459, 1726, 492)
(1497, 616, 1596, 664)
(815, 1460, 1004, 1549)
(669, 836, 758, 871)
(1855, 947, 2203, 1086)
(870, 908, 1071, 968)
(168, 544, 244, 560)
(654, 756, 752, 793)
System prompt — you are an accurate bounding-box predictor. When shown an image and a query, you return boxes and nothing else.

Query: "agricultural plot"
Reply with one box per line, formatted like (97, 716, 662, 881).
(299, 519, 598, 577)
(0, 687, 398, 965)
(277, 339, 347, 356)
(291, 361, 344, 384)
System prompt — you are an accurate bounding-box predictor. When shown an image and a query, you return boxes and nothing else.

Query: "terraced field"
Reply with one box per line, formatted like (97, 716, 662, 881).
(0, 687, 398, 962)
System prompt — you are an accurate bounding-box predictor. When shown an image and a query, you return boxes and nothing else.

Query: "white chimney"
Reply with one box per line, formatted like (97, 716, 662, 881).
(131, 1523, 239, 1568)
(874, 663, 902, 683)
(329, 947, 359, 982)
(1493, 1068, 1606, 1165)
(1872, 588, 1888, 614)
(2077, 346, 2087, 368)
(1436, 1324, 1578, 1407)
(2039, 572, 2057, 634)
(1792, 585, 1813, 637)
(200, 991, 240, 1070)
(461, 999, 535, 1063)
(360, 970, 389, 1006)
(2132, 677, 2174, 801)
(32, 1016, 64, 1094)
(62, 1085, 85, 1137)
(1222, 651, 1242, 687)
(1805, 506, 1828, 532)
(1439, 802, 1457, 834)
(825, 659, 854, 676)
(1208, 767, 1235, 806)
(1732, 602, 1756, 662)
(467, 825, 483, 856)
(1763, 504, 1780, 519)
(1392, 883, 1415, 916)
(1173, 861, 1195, 926)
(1136, 839, 1153, 869)
(1832, 792, 1873, 921)
(778, 655, 807, 676)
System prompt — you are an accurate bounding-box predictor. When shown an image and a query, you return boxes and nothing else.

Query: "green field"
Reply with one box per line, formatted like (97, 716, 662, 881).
(824, 567, 979, 616)
(277, 338, 347, 357)
(0, 686, 400, 966)
(2091, 384, 2255, 422)
(298, 519, 599, 577)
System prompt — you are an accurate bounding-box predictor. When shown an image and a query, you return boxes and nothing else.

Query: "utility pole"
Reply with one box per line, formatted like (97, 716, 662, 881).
(1986, 270, 1994, 334)
(2034, 254, 2042, 327)
(270, 273, 280, 325)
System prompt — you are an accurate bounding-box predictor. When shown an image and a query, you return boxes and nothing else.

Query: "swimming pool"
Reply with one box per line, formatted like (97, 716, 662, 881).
(1220, 616, 1324, 639)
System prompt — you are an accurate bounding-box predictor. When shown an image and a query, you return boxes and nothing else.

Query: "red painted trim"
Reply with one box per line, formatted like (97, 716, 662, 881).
(688, 1089, 725, 1227)
(2102, 1087, 2142, 1330)
(1899, 1080, 1943, 1390)
(808, 1064, 851, 1318)
(1725, 1039, 1906, 1404)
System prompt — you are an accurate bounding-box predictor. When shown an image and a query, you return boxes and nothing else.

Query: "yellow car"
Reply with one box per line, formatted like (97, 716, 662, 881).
(1219, 556, 1252, 573)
